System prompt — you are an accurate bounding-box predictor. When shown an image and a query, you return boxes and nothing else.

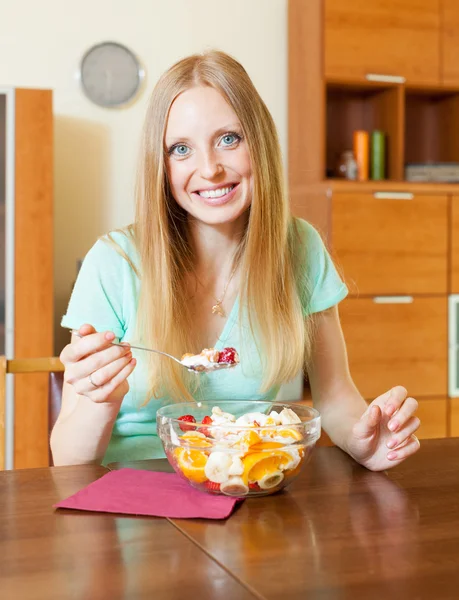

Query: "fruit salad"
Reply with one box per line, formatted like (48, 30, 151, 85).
(180, 347, 240, 372)
(167, 405, 310, 496)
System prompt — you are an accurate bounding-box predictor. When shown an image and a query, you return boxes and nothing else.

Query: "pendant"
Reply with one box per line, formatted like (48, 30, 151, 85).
(212, 301, 226, 317)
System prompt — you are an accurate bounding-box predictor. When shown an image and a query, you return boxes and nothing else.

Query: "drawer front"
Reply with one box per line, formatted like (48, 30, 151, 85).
(339, 297, 448, 399)
(332, 193, 448, 295)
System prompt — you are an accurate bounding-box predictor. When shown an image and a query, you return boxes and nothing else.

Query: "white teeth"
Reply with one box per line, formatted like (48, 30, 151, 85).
(198, 185, 234, 199)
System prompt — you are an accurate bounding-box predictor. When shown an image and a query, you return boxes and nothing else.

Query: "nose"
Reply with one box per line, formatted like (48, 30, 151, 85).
(198, 149, 223, 179)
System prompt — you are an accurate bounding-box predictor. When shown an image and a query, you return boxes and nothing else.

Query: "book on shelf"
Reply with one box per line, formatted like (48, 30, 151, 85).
(405, 163, 459, 183)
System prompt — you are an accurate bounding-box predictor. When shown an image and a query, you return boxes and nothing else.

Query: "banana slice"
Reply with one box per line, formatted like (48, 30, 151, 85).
(258, 471, 284, 490)
(220, 476, 249, 496)
(279, 408, 302, 425)
(204, 452, 232, 483)
(228, 455, 244, 476)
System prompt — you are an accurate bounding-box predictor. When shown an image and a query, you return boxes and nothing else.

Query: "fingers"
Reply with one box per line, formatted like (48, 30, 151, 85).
(60, 327, 119, 364)
(353, 404, 383, 440)
(78, 323, 97, 336)
(386, 416, 420, 451)
(387, 433, 421, 462)
(71, 350, 134, 395)
(379, 385, 408, 418)
(65, 343, 132, 386)
(86, 359, 137, 403)
(59, 323, 136, 404)
(387, 396, 418, 433)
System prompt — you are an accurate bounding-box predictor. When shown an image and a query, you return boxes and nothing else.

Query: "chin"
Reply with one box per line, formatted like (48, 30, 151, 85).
(191, 205, 249, 226)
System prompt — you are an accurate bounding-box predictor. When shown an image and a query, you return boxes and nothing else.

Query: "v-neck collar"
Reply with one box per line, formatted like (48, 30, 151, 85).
(214, 295, 239, 349)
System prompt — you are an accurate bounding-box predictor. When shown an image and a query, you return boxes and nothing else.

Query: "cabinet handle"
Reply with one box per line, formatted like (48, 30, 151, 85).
(365, 73, 406, 84)
(373, 296, 413, 304)
(373, 192, 414, 200)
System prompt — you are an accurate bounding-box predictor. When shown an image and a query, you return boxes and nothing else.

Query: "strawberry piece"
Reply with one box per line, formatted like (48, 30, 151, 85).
(178, 414, 196, 432)
(198, 415, 213, 437)
(249, 482, 261, 491)
(204, 480, 221, 492)
(218, 347, 239, 364)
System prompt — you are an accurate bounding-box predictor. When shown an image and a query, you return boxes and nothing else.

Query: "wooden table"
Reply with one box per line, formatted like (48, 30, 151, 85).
(2, 439, 459, 599)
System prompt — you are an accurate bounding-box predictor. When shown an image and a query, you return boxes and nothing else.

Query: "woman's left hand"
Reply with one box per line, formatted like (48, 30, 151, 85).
(346, 386, 421, 471)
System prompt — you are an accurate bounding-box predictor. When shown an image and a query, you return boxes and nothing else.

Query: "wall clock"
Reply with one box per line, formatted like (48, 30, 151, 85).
(79, 41, 144, 108)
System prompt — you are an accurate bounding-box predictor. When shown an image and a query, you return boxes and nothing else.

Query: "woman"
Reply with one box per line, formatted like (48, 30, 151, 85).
(51, 50, 420, 469)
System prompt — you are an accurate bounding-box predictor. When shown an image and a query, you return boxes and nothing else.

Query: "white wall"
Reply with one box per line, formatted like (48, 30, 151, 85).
(0, 0, 287, 352)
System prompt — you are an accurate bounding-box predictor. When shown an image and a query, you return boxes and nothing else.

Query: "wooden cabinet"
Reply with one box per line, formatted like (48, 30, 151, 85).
(442, 0, 459, 85)
(0, 88, 53, 469)
(332, 193, 448, 295)
(416, 399, 448, 439)
(289, 1, 459, 440)
(324, 0, 441, 85)
(451, 399, 459, 436)
(339, 297, 448, 400)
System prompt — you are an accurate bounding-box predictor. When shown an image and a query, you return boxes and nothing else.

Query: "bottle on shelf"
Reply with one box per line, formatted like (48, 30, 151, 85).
(353, 130, 369, 181)
(371, 130, 386, 180)
(335, 150, 358, 180)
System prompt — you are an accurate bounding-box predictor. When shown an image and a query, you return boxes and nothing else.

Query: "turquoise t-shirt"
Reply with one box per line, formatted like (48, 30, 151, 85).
(61, 218, 348, 463)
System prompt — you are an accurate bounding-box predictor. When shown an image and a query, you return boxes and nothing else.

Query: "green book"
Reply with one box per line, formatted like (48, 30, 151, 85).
(371, 130, 385, 180)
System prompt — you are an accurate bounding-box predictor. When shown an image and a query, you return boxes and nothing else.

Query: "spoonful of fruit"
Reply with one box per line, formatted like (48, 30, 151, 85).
(70, 330, 239, 374)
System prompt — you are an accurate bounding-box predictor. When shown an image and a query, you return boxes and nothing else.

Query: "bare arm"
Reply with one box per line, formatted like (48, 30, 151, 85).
(307, 305, 367, 452)
(307, 305, 420, 470)
(50, 325, 136, 466)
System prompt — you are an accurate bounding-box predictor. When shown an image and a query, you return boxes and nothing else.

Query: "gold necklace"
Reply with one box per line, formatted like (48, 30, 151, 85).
(195, 263, 238, 318)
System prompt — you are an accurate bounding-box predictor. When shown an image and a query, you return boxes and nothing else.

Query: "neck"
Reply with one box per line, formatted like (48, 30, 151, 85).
(187, 214, 248, 278)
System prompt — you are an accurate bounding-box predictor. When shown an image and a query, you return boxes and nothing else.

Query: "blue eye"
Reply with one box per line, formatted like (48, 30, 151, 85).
(170, 144, 190, 156)
(219, 133, 241, 147)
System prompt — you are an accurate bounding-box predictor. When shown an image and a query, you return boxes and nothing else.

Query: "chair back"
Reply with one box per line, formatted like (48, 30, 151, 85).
(0, 357, 64, 469)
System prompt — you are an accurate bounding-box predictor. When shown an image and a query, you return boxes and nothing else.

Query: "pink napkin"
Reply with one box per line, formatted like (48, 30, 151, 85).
(54, 468, 240, 519)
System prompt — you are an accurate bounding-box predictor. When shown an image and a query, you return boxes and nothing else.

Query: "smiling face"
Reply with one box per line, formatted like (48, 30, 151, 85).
(164, 86, 253, 226)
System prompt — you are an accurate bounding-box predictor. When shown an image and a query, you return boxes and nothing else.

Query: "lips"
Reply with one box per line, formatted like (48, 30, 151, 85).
(197, 183, 235, 198)
(191, 182, 240, 206)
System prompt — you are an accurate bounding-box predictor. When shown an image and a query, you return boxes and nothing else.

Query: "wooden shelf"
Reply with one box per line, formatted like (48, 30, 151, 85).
(291, 180, 459, 194)
(405, 89, 459, 165)
(326, 82, 403, 180)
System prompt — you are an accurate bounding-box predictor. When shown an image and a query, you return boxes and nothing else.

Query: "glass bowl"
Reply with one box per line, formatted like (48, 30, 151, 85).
(156, 400, 321, 497)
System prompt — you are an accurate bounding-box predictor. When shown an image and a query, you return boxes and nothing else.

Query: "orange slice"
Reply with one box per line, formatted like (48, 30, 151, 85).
(174, 447, 208, 483)
(250, 441, 284, 451)
(235, 430, 261, 449)
(275, 428, 303, 441)
(181, 432, 212, 447)
(242, 450, 292, 482)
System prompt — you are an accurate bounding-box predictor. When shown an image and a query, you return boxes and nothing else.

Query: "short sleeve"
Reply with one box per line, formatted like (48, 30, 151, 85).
(61, 237, 128, 339)
(294, 219, 348, 316)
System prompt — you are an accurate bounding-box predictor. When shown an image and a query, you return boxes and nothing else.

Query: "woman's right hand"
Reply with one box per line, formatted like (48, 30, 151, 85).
(60, 323, 136, 405)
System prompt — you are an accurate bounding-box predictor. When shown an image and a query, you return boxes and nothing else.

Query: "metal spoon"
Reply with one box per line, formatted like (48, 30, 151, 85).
(70, 330, 236, 374)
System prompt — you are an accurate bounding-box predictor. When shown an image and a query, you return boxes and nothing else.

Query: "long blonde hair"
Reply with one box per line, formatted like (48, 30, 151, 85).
(116, 50, 314, 402)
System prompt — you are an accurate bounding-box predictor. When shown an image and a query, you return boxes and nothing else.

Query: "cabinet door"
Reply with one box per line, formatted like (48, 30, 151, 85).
(332, 193, 448, 295)
(442, 0, 459, 86)
(339, 297, 448, 399)
(415, 399, 448, 439)
(450, 196, 459, 293)
(451, 399, 459, 436)
(325, 0, 441, 85)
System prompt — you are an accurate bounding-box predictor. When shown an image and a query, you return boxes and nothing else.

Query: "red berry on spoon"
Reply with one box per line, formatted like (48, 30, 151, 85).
(218, 347, 239, 364)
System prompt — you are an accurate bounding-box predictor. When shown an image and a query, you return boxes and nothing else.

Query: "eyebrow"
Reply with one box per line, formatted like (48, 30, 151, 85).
(165, 122, 243, 146)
